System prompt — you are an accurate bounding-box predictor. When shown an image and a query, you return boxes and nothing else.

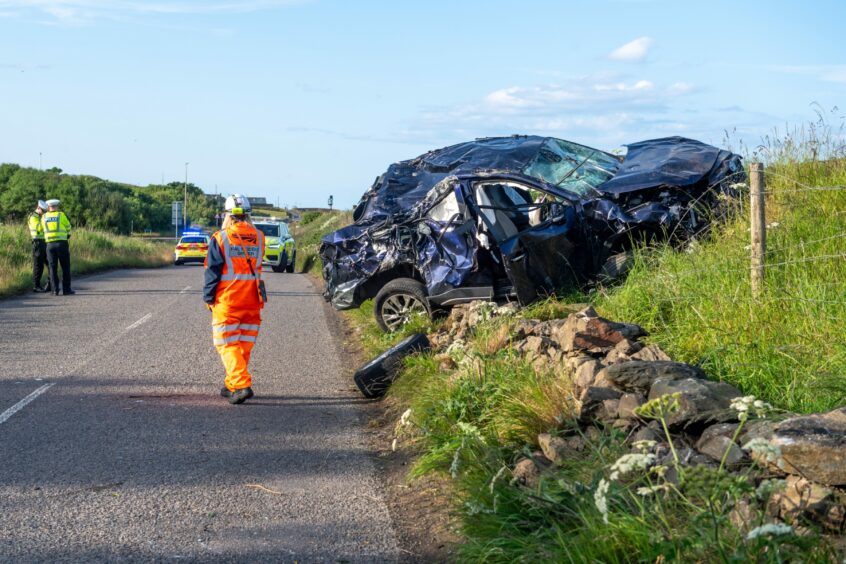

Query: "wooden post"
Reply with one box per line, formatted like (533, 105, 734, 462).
(750, 163, 766, 298)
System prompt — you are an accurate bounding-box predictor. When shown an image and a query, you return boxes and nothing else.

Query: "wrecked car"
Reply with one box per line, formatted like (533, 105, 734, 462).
(320, 135, 743, 331)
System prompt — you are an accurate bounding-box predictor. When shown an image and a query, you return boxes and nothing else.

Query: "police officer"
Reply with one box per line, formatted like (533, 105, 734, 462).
(29, 200, 51, 293)
(203, 195, 265, 404)
(42, 199, 75, 296)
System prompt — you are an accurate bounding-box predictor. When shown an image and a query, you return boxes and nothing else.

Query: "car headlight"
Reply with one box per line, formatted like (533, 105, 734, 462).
(267, 243, 281, 249)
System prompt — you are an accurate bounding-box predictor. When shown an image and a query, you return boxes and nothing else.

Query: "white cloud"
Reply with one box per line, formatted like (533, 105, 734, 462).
(410, 74, 700, 148)
(608, 36, 653, 62)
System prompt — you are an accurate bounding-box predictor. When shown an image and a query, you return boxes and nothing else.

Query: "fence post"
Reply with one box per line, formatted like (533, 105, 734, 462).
(750, 162, 766, 298)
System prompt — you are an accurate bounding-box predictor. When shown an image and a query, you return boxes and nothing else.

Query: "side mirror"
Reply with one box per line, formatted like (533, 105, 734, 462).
(549, 202, 567, 223)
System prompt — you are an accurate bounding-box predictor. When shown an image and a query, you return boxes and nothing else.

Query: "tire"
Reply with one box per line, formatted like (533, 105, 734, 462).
(286, 250, 296, 273)
(354, 333, 431, 398)
(374, 278, 431, 333)
(174, 259, 182, 266)
(271, 263, 284, 273)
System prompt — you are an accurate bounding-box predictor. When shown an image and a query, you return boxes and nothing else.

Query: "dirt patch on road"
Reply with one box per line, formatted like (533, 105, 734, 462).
(312, 276, 459, 562)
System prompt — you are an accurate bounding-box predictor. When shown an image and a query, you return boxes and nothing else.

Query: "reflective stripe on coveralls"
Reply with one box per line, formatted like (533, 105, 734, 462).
(209, 221, 265, 392)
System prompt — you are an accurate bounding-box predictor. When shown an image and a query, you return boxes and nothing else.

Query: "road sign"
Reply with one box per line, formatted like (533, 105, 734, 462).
(328, 195, 334, 211)
(171, 202, 183, 226)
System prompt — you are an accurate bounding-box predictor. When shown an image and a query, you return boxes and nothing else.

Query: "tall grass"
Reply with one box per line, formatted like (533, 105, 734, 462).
(598, 122, 846, 414)
(0, 224, 172, 296)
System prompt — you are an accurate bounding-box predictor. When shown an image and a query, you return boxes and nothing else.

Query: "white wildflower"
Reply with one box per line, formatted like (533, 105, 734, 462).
(766, 222, 780, 229)
(636, 484, 669, 496)
(594, 479, 610, 525)
(746, 523, 794, 540)
(743, 438, 783, 466)
(609, 453, 656, 481)
(730, 395, 772, 419)
(632, 440, 656, 453)
(398, 408, 412, 428)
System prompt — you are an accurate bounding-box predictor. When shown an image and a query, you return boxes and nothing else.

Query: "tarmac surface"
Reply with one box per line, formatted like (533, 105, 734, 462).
(0, 266, 400, 563)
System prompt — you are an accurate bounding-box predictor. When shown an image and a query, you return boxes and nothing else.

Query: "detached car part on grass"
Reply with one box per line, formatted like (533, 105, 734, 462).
(321, 135, 743, 331)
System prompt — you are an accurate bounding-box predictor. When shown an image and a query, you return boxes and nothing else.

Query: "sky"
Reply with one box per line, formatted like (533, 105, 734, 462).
(1, 0, 845, 208)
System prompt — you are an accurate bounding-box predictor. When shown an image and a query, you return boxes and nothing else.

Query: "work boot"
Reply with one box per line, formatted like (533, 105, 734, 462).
(64, 289, 76, 295)
(220, 387, 232, 398)
(33, 286, 45, 293)
(228, 387, 254, 405)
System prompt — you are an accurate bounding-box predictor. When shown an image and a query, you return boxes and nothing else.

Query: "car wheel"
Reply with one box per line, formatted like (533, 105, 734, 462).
(174, 259, 182, 266)
(272, 251, 287, 273)
(353, 333, 431, 398)
(374, 278, 431, 332)
(286, 251, 296, 273)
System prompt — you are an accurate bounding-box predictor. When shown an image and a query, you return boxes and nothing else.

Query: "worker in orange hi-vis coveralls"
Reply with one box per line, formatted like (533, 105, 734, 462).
(203, 194, 266, 404)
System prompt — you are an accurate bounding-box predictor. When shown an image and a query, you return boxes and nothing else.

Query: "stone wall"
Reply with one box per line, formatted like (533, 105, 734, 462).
(427, 302, 846, 534)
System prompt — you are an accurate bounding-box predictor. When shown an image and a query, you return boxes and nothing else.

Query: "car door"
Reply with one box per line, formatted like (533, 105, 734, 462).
(473, 181, 581, 305)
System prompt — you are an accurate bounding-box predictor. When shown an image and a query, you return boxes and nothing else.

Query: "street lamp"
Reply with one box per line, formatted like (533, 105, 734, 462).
(183, 162, 189, 230)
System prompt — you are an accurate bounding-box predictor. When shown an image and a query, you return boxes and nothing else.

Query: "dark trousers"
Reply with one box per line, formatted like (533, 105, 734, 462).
(46, 240, 72, 294)
(31, 239, 48, 289)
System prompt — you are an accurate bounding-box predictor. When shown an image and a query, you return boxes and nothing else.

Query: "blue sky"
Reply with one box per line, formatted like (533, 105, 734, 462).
(1, 0, 845, 208)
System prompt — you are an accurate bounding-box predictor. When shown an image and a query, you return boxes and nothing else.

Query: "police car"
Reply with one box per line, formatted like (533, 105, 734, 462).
(173, 231, 210, 265)
(254, 219, 296, 273)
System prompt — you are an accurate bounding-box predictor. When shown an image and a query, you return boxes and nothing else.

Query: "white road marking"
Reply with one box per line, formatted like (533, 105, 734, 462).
(126, 313, 152, 331)
(180, 285, 191, 294)
(0, 383, 55, 425)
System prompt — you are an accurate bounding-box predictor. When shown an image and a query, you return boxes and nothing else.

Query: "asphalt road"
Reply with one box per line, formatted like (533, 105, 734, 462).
(0, 266, 400, 563)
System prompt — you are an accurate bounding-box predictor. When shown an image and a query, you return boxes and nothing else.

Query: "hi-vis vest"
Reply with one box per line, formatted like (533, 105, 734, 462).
(211, 223, 265, 308)
(42, 211, 71, 243)
(29, 213, 44, 240)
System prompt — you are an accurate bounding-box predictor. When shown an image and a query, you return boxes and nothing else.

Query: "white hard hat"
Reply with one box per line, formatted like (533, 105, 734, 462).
(46, 199, 60, 207)
(224, 194, 251, 214)
(37, 200, 48, 210)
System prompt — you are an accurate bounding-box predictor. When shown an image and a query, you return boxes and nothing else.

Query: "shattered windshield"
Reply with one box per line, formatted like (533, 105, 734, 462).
(523, 138, 620, 197)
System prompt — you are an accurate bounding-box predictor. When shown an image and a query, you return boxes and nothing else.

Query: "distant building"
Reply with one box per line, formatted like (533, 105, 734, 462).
(247, 196, 272, 208)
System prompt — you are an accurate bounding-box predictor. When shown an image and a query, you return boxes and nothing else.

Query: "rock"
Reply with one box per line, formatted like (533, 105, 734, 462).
(729, 498, 757, 533)
(772, 475, 846, 530)
(508, 319, 538, 343)
(648, 377, 742, 430)
(695, 435, 745, 467)
(524, 335, 553, 355)
(538, 433, 584, 463)
(600, 361, 707, 394)
(577, 386, 622, 423)
(567, 354, 596, 371)
(511, 452, 552, 488)
(604, 339, 645, 364)
(601, 399, 620, 422)
(739, 419, 778, 445)
(618, 393, 646, 419)
(632, 426, 663, 444)
(629, 344, 672, 362)
(433, 353, 457, 371)
(699, 422, 740, 444)
(551, 306, 647, 354)
(574, 359, 603, 396)
(770, 407, 846, 486)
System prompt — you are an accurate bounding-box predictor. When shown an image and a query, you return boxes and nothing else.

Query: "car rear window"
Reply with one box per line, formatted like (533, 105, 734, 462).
(180, 237, 207, 244)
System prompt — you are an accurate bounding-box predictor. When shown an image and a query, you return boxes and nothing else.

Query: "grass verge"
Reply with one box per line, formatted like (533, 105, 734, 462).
(0, 224, 173, 297)
(289, 210, 352, 274)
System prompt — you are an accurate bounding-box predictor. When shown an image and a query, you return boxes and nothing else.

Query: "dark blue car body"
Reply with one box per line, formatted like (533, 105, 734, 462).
(320, 135, 743, 312)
